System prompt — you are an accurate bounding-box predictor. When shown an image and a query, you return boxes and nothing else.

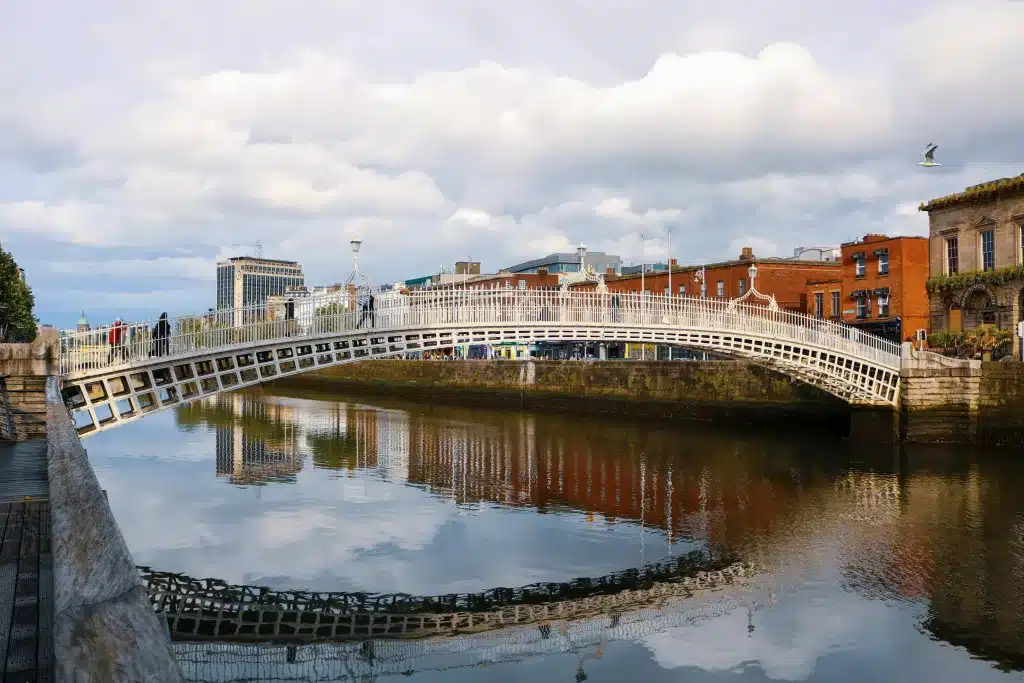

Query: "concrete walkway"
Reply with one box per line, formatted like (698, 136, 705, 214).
(0, 440, 54, 682)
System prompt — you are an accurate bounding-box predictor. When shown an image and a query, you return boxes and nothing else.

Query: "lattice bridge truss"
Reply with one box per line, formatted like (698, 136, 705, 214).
(58, 289, 903, 436)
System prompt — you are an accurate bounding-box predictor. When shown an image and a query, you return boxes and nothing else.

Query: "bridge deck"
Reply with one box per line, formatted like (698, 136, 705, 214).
(0, 442, 49, 503)
(0, 440, 54, 682)
(0, 500, 53, 683)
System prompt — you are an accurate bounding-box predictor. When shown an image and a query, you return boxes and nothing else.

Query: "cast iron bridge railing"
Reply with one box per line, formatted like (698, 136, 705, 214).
(58, 289, 903, 436)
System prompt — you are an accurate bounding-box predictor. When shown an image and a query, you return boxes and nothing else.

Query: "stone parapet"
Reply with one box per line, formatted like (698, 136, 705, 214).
(45, 377, 185, 682)
(0, 329, 60, 377)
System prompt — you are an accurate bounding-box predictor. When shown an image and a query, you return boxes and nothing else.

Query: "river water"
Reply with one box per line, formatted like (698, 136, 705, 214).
(86, 387, 1024, 682)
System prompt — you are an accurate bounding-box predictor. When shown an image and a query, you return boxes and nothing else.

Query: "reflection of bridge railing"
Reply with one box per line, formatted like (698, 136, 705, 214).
(140, 550, 758, 642)
(172, 589, 757, 682)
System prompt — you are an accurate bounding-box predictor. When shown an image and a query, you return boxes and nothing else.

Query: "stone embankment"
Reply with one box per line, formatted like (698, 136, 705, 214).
(0, 334, 58, 439)
(274, 359, 850, 434)
(901, 345, 1024, 445)
(276, 356, 1024, 445)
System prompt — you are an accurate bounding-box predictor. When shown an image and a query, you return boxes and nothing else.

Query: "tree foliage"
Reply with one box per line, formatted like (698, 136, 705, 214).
(0, 244, 36, 342)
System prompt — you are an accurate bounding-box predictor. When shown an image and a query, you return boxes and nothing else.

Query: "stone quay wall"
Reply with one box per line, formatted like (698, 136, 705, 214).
(274, 359, 850, 433)
(0, 331, 59, 440)
(900, 358, 1024, 445)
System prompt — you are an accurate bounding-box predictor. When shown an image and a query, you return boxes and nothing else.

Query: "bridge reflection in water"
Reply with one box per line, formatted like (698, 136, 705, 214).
(167, 391, 1024, 677)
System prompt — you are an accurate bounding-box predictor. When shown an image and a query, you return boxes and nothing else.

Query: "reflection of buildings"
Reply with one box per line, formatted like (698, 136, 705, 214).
(178, 392, 1024, 672)
(212, 394, 304, 485)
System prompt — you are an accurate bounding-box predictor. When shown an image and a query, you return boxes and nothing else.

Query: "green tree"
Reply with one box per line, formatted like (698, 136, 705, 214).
(0, 244, 36, 342)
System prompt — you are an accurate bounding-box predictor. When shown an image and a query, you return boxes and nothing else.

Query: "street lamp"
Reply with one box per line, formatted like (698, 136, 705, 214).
(577, 243, 587, 274)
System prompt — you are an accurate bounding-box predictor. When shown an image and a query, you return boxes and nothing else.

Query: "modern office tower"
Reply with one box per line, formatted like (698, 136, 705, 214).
(215, 256, 305, 323)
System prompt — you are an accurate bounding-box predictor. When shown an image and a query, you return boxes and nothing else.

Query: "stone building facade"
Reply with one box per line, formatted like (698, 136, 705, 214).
(920, 176, 1024, 357)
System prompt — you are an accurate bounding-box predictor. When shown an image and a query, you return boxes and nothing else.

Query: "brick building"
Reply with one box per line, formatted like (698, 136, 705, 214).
(572, 247, 842, 313)
(920, 176, 1024, 357)
(805, 277, 843, 320)
(834, 234, 930, 344)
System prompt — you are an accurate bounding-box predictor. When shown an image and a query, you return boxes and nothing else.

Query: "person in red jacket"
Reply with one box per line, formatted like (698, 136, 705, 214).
(108, 318, 127, 363)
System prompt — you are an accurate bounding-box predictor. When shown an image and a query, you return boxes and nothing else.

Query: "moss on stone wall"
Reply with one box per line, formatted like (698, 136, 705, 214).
(278, 360, 837, 404)
(270, 360, 847, 433)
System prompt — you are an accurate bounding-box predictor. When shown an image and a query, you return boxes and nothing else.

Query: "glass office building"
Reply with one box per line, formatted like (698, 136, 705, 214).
(216, 256, 305, 324)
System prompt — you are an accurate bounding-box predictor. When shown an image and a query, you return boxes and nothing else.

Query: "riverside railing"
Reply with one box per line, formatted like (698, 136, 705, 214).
(58, 289, 903, 377)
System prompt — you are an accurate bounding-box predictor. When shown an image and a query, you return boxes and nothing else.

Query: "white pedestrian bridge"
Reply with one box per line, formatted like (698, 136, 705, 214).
(58, 289, 903, 436)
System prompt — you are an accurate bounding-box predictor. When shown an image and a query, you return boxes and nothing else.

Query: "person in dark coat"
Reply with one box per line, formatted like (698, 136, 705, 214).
(151, 313, 171, 357)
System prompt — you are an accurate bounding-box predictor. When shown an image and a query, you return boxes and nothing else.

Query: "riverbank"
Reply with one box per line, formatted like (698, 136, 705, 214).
(270, 359, 857, 436)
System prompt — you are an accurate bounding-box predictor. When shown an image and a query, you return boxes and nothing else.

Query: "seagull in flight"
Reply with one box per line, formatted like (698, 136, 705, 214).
(919, 143, 941, 167)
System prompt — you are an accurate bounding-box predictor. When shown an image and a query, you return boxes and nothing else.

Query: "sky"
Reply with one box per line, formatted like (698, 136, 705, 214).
(3, 0, 1024, 329)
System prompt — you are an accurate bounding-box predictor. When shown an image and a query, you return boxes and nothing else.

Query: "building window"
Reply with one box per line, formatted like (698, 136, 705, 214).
(664, 286, 670, 295)
(814, 293, 824, 319)
(855, 257, 865, 278)
(946, 237, 959, 274)
(878, 295, 889, 317)
(738, 279, 746, 295)
(679, 284, 686, 296)
(878, 253, 889, 275)
(831, 291, 840, 318)
(856, 297, 868, 319)
(716, 280, 725, 297)
(1020, 223, 1024, 264)
(981, 230, 995, 272)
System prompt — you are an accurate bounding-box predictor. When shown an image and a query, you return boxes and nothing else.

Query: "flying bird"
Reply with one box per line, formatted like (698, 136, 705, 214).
(919, 143, 940, 167)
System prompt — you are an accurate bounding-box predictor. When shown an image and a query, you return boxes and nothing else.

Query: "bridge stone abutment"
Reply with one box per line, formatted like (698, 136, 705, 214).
(898, 343, 1024, 445)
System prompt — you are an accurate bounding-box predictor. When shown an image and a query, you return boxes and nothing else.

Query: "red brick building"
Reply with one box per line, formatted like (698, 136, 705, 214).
(573, 247, 842, 313)
(836, 234, 930, 343)
(805, 277, 844, 320)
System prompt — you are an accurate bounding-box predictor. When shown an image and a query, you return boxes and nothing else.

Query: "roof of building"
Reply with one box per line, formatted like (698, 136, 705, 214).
(839, 234, 927, 248)
(579, 256, 840, 285)
(218, 256, 302, 267)
(919, 174, 1024, 211)
(77, 311, 88, 325)
(503, 251, 622, 272)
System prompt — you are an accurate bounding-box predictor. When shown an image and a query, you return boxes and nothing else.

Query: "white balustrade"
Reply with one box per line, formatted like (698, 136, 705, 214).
(58, 289, 902, 379)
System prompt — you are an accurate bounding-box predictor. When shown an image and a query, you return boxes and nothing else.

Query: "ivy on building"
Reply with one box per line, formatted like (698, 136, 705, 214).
(919, 175, 1024, 211)
(925, 264, 1024, 294)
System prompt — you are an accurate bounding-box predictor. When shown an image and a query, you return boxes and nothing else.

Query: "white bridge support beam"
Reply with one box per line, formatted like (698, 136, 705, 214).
(57, 290, 903, 436)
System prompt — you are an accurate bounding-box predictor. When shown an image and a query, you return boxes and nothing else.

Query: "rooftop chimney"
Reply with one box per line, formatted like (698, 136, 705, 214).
(739, 247, 755, 261)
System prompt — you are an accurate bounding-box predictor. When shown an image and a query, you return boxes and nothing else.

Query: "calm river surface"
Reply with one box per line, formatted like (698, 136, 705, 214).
(86, 388, 1024, 682)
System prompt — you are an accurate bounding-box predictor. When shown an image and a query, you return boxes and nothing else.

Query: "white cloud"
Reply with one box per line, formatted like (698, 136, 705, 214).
(49, 256, 217, 280)
(4, 0, 1024, 320)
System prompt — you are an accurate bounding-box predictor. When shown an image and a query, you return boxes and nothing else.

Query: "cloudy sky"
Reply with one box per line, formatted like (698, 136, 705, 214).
(3, 0, 1024, 328)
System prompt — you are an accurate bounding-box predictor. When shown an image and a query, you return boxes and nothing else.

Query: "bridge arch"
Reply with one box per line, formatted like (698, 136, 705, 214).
(59, 291, 902, 435)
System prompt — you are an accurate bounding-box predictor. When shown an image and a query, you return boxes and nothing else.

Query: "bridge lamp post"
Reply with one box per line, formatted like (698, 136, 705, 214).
(577, 243, 588, 360)
(350, 239, 362, 280)
(640, 233, 646, 361)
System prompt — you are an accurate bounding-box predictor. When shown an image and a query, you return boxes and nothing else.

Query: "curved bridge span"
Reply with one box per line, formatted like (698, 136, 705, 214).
(59, 290, 902, 435)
